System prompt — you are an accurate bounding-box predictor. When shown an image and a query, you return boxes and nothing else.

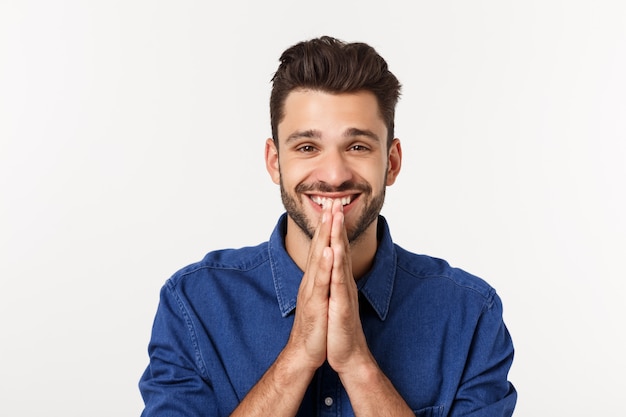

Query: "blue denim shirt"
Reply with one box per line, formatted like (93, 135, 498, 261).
(139, 214, 516, 416)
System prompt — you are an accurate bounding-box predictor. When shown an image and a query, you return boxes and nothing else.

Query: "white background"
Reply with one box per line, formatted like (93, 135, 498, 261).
(1, 1, 625, 416)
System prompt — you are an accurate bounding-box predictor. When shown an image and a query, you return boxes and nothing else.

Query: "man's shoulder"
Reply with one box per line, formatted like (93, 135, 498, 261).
(168, 241, 270, 286)
(393, 245, 495, 303)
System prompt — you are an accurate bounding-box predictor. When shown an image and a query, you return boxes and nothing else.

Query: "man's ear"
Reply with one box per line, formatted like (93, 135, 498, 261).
(265, 138, 281, 185)
(386, 138, 402, 186)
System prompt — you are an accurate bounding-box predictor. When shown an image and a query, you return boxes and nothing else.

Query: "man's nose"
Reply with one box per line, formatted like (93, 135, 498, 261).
(314, 149, 353, 186)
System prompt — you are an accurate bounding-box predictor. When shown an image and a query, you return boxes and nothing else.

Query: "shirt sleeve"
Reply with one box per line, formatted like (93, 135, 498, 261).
(139, 280, 219, 417)
(450, 290, 517, 416)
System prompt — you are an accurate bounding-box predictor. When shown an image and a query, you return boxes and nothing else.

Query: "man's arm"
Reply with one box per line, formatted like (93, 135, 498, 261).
(228, 348, 315, 417)
(449, 291, 517, 416)
(139, 284, 221, 417)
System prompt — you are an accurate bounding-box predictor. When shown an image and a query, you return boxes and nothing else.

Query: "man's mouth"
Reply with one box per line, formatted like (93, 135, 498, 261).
(309, 195, 355, 208)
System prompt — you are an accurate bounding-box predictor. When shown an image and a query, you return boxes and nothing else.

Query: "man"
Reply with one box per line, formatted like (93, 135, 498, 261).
(139, 36, 517, 416)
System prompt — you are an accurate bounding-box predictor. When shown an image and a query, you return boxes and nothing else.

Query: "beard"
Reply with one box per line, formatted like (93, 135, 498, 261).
(279, 176, 386, 245)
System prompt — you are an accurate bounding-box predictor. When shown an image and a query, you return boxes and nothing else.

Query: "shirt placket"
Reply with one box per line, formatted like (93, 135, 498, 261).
(318, 362, 341, 417)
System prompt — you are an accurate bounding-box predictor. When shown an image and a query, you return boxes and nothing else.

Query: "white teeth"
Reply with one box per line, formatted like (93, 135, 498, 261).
(310, 196, 352, 207)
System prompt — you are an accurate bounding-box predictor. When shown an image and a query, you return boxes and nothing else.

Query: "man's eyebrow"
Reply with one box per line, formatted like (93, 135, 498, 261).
(284, 127, 381, 144)
(344, 127, 381, 142)
(285, 129, 322, 144)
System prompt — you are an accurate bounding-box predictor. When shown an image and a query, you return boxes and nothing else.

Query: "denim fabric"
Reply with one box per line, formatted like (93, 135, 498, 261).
(139, 214, 516, 416)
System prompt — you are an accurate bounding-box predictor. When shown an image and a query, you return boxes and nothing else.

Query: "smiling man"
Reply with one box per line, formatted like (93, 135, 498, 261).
(139, 36, 517, 417)
(269, 89, 400, 280)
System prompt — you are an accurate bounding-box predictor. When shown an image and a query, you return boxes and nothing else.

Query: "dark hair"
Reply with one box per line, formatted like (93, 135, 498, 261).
(270, 36, 402, 149)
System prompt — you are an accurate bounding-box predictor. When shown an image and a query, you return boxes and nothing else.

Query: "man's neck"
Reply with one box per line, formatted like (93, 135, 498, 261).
(284, 216, 379, 280)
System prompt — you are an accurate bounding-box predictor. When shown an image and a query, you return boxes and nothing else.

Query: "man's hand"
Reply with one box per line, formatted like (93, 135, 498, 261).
(325, 199, 372, 373)
(283, 199, 335, 372)
(285, 197, 372, 374)
(286, 197, 373, 374)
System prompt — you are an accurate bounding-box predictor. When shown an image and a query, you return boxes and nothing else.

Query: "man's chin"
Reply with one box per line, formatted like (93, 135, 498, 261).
(286, 211, 316, 240)
(345, 219, 374, 245)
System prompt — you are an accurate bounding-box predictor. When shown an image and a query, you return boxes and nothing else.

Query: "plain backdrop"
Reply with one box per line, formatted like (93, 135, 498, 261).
(1, 1, 625, 416)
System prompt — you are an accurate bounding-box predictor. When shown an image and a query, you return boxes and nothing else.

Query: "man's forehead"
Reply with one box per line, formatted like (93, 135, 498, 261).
(278, 89, 386, 140)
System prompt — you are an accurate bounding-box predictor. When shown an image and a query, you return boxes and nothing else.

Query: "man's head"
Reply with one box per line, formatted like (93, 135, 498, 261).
(265, 36, 402, 245)
(270, 36, 401, 150)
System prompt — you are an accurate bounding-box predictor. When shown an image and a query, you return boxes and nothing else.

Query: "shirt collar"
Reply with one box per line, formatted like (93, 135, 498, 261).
(267, 213, 397, 321)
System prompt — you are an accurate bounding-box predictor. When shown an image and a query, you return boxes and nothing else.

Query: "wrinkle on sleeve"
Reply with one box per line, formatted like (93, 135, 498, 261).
(139, 281, 218, 417)
(450, 292, 517, 417)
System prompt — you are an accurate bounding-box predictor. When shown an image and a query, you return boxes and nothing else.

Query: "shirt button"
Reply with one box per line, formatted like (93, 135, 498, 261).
(324, 397, 334, 407)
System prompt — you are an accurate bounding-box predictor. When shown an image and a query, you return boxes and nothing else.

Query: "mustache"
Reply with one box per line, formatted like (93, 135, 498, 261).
(295, 181, 371, 194)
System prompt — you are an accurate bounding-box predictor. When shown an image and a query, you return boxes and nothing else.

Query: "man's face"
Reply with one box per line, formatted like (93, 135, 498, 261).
(266, 89, 401, 244)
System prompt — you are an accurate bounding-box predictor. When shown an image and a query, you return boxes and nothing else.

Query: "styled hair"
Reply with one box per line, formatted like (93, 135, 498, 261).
(270, 36, 402, 149)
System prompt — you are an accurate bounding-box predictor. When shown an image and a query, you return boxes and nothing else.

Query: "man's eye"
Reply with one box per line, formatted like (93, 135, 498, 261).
(297, 145, 316, 153)
(350, 145, 369, 152)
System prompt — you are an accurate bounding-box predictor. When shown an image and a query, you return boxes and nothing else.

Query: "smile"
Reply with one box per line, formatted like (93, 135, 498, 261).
(309, 195, 355, 208)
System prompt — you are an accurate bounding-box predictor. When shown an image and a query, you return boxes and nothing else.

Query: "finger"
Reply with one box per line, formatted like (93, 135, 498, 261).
(330, 199, 351, 284)
(305, 199, 332, 265)
(331, 198, 349, 247)
(301, 200, 333, 297)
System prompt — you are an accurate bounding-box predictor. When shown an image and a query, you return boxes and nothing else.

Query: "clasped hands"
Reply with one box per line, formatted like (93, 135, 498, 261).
(287, 198, 372, 376)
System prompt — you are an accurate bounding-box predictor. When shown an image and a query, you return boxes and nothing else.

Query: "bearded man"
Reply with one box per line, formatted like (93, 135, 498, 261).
(139, 36, 517, 417)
